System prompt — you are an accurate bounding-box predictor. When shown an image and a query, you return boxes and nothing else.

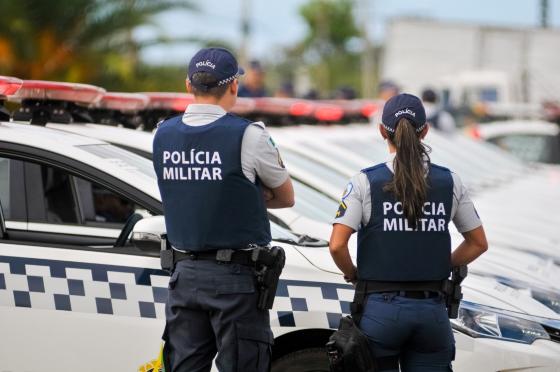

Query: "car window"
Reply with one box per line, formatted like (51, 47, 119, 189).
(33, 165, 80, 224)
(74, 177, 137, 225)
(24, 161, 138, 227)
(490, 134, 556, 164)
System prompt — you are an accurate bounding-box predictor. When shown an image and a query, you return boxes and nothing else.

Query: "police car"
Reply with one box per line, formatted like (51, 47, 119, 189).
(1, 81, 560, 371)
(473, 120, 560, 165)
(25, 87, 560, 296)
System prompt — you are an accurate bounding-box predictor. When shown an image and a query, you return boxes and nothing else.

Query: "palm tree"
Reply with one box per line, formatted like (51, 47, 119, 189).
(0, 0, 195, 84)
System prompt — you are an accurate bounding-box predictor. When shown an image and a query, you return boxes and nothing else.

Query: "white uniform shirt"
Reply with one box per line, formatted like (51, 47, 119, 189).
(333, 153, 482, 233)
(181, 104, 289, 188)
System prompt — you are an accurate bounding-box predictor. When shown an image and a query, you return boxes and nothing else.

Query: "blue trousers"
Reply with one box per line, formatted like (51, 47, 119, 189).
(359, 293, 455, 372)
(163, 259, 273, 372)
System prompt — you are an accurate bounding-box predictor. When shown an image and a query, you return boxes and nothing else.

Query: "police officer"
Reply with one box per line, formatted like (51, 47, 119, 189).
(329, 93, 487, 371)
(153, 47, 294, 372)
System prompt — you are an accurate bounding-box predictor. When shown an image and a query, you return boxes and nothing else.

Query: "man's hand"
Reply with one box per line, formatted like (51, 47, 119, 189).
(262, 186, 274, 201)
(264, 178, 295, 209)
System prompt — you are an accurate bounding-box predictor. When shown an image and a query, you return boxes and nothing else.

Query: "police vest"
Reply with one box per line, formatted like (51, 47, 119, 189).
(357, 163, 453, 281)
(152, 114, 271, 251)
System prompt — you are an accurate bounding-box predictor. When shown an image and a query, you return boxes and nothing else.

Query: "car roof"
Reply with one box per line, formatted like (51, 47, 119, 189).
(46, 123, 154, 153)
(1, 120, 105, 147)
(0, 120, 160, 201)
(478, 120, 560, 138)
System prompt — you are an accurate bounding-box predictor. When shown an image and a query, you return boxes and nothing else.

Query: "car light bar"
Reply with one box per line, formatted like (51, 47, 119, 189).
(313, 103, 344, 122)
(9, 80, 105, 104)
(254, 97, 315, 117)
(360, 101, 379, 118)
(0, 76, 23, 97)
(143, 92, 195, 112)
(96, 92, 149, 112)
(231, 97, 257, 115)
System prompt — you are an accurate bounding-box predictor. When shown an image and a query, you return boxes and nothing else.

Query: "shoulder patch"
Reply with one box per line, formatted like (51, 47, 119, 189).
(341, 182, 353, 200)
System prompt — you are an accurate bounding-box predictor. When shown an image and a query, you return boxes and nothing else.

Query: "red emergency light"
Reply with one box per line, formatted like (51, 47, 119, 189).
(0, 76, 23, 97)
(360, 101, 380, 119)
(254, 97, 315, 117)
(96, 92, 149, 112)
(313, 104, 344, 122)
(9, 80, 105, 104)
(143, 92, 195, 112)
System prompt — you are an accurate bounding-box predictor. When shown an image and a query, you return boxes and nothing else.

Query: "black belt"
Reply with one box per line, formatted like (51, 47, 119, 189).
(359, 280, 445, 293)
(173, 248, 256, 266)
(377, 290, 441, 299)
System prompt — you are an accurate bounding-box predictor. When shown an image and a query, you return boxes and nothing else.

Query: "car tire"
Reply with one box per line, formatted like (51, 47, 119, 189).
(271, 347, 330, 372)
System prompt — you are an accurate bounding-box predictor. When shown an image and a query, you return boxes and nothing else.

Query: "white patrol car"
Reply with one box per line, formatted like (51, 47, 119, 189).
(23, 89, 560, 296)
(1, 82, 559, 371)
(473, 120, 560, 165)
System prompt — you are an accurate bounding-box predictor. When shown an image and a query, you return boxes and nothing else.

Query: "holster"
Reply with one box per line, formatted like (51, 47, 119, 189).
(251, 246, 286, 310)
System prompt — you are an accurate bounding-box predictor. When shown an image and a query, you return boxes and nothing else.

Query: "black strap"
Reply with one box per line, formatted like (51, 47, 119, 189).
(173, 249, 255, 266)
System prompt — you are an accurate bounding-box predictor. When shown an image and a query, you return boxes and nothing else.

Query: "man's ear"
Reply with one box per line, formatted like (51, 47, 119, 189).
(186, 79, 193, 93)
(379, 124, 388, 140)
(231, 79, 238, 96)
(420, 123, 429, 139)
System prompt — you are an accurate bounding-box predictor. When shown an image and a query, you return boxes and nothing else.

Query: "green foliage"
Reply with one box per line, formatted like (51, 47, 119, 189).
(0, 0, 195, 91)
(274, 0, 365, 97)
(299, 0, 360, 52)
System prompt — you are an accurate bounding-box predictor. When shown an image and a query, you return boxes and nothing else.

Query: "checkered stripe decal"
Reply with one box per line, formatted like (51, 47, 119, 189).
(0, 255, 353, 328)
(0, 256, 169, 319)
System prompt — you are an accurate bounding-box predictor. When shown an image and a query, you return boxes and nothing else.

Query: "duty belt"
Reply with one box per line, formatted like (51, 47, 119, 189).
(173, 248, 256, 266)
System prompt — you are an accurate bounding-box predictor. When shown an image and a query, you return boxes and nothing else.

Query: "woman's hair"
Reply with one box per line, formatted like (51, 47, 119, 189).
(383, 118, 431, 228)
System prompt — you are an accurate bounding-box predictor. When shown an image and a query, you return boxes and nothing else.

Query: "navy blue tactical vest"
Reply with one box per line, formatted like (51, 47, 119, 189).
(357, 163, 453, 281)
(152, 114, 271, 251)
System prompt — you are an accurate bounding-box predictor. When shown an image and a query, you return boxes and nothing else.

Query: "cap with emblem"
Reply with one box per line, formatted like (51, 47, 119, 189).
(187, 48, 244, 91)
(381, 93, 427, 133)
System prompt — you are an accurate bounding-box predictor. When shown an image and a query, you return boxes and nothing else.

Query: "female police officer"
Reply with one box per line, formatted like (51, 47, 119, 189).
(329, 93, 488, 371)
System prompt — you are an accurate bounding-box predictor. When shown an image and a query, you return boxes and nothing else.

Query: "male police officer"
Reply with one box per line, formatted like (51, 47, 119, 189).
(153, 47, 294, 372)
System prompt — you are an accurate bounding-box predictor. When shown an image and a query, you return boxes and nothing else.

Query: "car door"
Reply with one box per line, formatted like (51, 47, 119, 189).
(0, 146, 168, 371)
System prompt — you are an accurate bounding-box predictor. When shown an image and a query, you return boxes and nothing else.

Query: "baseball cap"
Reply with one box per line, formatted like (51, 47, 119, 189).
(188, 48, 244, 90)
(381, 93, 427, 133)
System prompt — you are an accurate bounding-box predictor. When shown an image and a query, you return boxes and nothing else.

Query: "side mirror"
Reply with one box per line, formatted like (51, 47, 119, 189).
(130, 216, 165, 251)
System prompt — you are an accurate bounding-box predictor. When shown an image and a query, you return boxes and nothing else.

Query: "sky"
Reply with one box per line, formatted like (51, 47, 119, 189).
(137, 0, 560, 65)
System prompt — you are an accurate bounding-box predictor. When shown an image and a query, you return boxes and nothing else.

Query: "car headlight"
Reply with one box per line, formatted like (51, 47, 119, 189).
(452, 302, 550, 344)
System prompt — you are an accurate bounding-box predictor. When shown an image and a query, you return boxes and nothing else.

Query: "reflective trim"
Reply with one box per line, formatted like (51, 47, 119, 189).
(27, 223, 120, 238)
(5, 221, 27, 230)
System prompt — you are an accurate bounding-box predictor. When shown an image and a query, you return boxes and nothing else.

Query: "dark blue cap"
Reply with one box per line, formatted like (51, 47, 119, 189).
(188, 48, 244, 90)
(381, 93, 427, 133)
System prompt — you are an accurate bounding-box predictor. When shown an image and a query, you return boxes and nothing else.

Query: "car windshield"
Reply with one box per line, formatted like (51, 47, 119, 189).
(292, 178, 338, 223)
(282, 148, 349, 191)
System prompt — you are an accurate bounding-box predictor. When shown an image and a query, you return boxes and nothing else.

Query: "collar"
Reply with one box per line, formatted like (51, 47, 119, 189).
(184, 103, 226, 116)
(182, 104, 227, 127)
